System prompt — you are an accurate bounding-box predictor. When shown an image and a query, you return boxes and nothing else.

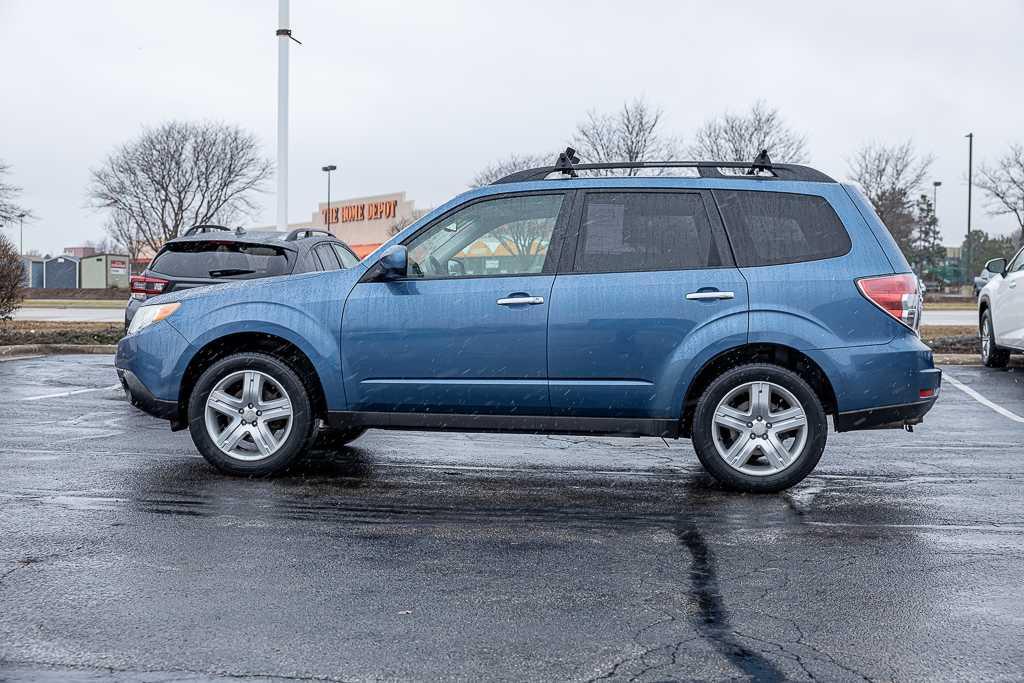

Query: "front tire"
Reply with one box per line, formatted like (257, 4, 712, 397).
(188, 352, 318, 476)
(981, 310, 1010, 368)
(691, 364, 827, 493)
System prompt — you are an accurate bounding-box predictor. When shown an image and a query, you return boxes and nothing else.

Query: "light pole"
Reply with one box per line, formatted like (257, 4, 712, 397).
(322, 165, 337, 231)
(965, 133, 974, 286)
(17, 212, 26, 256)
(932, 180, 942, 211)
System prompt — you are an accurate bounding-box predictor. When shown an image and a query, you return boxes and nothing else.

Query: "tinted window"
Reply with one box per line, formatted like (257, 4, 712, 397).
(315, 244, 341, 271)
(405, 194, 563, 278)
(332, 243, 360, 268)
(714, 190, 851, 267)
(149, 242, 293, 279)
(576, 192, 725, 273)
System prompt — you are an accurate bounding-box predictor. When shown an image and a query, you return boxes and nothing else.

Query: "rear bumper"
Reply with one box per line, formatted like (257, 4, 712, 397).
(833, 395, 938, 432)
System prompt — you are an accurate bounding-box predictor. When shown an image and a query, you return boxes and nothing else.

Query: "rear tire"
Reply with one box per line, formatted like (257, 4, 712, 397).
(691, 363, 827, 493)
(188, 352, 318, 476)
(981, 310, 1010, 368)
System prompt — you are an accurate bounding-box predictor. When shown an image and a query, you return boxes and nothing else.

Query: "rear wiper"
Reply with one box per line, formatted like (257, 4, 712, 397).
(208, 268, 256, 278)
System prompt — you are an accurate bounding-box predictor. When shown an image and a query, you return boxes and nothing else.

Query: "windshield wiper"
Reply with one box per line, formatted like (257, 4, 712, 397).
(209, 268, 257, 278)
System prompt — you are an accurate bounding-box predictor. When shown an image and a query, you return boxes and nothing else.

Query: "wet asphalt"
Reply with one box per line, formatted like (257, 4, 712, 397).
(2, 355, 1024, 681)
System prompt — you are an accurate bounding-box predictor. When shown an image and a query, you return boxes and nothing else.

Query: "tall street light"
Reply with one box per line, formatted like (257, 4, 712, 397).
(965, 132, 974, 287)
(17, 212, 26, 256)
(932, 180, 942, 211)
(322, 165, 337, 231)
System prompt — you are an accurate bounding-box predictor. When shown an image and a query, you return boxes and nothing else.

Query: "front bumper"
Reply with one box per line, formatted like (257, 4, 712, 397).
(118, 368, 180, 424)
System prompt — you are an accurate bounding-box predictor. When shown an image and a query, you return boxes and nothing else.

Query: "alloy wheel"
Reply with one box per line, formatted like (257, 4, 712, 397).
(711, 381, 808, 477)
(204, 370, 294, 461)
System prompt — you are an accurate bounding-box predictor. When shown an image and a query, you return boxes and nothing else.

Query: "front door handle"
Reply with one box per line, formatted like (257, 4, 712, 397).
(497, 296, 544, 306)
(686, 291, 735, 301)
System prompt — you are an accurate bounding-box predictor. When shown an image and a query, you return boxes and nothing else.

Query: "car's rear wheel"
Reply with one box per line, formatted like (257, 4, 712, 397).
(188, 352, 317, 476)
(981, 310, 1010, 368)
(691, 364, 827, 493)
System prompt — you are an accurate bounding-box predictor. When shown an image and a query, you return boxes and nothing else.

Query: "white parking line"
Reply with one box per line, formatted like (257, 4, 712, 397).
(24, 384, 122, 402)
(943, 373, 1024, 424)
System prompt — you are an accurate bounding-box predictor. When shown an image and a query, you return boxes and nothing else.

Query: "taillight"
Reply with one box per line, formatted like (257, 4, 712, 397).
(857, 274, 922, 333)
(130, 275, 169, 300)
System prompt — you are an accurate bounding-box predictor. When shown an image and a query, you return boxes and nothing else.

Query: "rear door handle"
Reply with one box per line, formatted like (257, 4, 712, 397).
(497, 296, 544, 306)
(686, 291, 735, 301)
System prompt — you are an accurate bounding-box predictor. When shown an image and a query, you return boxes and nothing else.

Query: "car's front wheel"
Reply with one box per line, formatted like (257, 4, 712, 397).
(981, 309, 1010, 368)
(188, 352, 318, 476)
(691, 364, 827, 493)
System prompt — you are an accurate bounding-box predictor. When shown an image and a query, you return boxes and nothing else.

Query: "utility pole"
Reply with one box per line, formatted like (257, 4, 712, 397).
(17, 212, 26, 255)
(322, 165, 337, 231)
(275, 0, 291, 231)
(965, 133, 974, 286)
(932, 180, 941, 212)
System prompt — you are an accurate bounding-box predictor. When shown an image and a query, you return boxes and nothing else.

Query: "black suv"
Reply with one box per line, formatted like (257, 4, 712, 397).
(127, 225, 360, 328)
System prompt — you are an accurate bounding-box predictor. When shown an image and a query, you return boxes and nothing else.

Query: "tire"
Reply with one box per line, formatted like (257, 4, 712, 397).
(981, 309, 1010, 368)
(188, 352, 318, 476)
(691, 363, 827, 493)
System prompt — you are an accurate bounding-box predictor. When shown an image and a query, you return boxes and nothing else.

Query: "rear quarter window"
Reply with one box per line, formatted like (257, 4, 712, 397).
(149, 242, 294, 279)
(713, 190, 851, 267)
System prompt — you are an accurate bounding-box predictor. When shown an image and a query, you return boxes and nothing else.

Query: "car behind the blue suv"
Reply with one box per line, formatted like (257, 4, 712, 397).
(116, 150, 941, 492)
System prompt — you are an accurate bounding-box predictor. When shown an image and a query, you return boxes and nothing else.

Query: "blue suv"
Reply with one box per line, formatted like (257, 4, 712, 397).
(115, 150, 941, 492)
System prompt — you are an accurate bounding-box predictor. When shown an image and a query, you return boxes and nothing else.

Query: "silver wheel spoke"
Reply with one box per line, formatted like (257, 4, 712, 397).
(714, 406, 750, 432)
(242, 371, 263, 406)
(769, 407, 806, 432)
(762, 434, 791, 470)
(750, 382, 770, 418)
(217, 418, 247, 451)
(259, 397, 292, 421)
(251, 423, 277, 455)
(208, 390, 243, 417)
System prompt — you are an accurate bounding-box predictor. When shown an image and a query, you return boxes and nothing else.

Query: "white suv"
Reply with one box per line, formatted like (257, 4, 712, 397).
(978, 249, 1024, 367)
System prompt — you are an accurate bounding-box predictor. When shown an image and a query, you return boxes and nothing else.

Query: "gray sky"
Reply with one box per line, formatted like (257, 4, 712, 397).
(2, 0, 1022, 255)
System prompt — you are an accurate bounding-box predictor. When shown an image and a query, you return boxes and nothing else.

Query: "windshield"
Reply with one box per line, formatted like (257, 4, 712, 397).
(149, 241, 294, 279)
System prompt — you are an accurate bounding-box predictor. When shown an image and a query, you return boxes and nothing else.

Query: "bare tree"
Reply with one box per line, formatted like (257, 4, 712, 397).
(88, 121, 273, 253)
(688, 101, 808, 163)
(571, 98, 680, 174)
(977, 144, 1024, 233)
(470, 153, 551, 187)
(847, 141, 933, 255)
(0, 232, 24, 320)
(104, 209, 149, 266)
(0, 160, 33, 227)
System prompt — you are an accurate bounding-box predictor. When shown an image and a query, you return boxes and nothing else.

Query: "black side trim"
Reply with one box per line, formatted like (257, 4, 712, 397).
(327, 411, 679, 438)
(117, 369, 184, 430)
(833, 398, 936, 433)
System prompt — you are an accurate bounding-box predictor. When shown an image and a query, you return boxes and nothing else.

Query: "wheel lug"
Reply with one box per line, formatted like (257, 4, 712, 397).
(238, 408, 243, 414)
(766, 423, 772, 429)
(746, 422, 752, 428)
(749, 433, 756, 440)
(256, 410, 262, 416)
(248, 403, 254, 409)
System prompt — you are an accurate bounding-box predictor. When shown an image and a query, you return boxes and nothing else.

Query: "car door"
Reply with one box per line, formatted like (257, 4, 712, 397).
(547, 190, 748, 419)
(992, 248, 1024, 349)
(341, 192, 572, 414)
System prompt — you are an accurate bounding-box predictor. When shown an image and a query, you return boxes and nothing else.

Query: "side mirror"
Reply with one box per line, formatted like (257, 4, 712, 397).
(377, 244, 408, 281)
(985, 258, 1007, 275)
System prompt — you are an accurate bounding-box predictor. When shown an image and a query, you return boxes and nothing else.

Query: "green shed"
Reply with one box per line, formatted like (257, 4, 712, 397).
(80, 253, 131, 290)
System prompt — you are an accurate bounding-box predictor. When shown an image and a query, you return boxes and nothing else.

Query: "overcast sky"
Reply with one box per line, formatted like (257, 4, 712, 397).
(2, 0, 1022, 255)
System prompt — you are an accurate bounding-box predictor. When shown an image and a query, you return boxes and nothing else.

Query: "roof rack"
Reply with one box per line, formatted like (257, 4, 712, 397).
(285, 228, 335, 241)
(184, 224, 232, 236)
(493, 147, 835, 184)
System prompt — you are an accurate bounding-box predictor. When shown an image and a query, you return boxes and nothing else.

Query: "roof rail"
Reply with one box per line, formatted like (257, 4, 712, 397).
(493, 147, 835, 184)
(285, 228, 335, 241)
(184, 224, 232, 236)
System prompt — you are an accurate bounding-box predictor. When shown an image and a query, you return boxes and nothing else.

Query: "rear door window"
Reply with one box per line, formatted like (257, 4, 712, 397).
(713, 190, 851, 267)
(149, 241, 294, 279)
(574, 192, 729, 273)
(314, 244, 342, 271)
(332, 243, 360, 268)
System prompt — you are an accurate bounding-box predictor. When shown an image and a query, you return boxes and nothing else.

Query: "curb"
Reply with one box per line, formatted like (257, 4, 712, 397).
(933, 353, 982, 366)
(0, 344, 117, 357)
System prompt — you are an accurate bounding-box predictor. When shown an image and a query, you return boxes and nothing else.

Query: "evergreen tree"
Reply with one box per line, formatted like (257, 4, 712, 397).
(910, 194, 944, 278)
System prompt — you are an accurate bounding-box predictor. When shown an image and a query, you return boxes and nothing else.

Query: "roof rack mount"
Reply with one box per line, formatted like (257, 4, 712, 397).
(493, 147, 834, 184)
(285, 228, 335, 241)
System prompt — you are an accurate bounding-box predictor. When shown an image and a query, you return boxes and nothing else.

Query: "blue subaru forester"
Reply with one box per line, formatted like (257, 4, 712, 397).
(116, 150, 940, 492)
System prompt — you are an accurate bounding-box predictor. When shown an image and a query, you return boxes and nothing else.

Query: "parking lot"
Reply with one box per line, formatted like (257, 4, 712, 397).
(1, 354, 1024, 681)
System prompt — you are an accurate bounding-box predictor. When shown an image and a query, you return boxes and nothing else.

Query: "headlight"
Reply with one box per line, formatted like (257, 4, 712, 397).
(127, 302, 181, 335)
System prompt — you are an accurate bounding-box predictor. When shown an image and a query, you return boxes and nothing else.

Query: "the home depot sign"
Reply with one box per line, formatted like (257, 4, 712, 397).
(322, 199, 398, 225)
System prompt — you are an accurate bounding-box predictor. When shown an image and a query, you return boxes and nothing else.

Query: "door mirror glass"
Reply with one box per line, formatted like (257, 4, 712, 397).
(377, 245, 408, 280)
(985, 257, 1007, 275)
(447, 258, 465, 277)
